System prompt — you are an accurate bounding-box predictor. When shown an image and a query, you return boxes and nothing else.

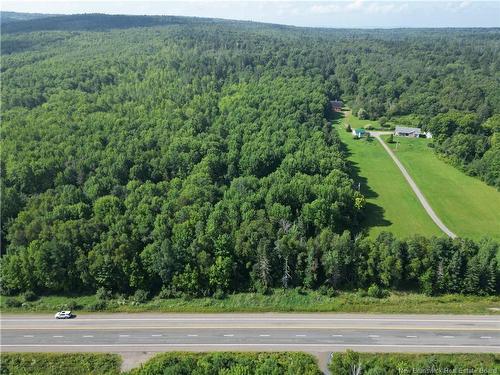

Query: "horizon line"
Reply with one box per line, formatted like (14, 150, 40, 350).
(2, 10, 499, 30)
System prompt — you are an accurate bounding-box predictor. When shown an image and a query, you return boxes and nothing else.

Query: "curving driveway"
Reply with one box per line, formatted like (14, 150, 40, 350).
(370, 131, 457, 238)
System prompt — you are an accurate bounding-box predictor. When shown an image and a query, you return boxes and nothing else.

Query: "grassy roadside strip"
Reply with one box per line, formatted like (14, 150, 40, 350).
(329, 352, 500, 373)
(2, 290, 499, 314)
(0, 353, 121, 375)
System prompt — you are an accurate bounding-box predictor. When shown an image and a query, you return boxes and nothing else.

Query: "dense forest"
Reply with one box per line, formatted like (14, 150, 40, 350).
(1, 14, 499, 298)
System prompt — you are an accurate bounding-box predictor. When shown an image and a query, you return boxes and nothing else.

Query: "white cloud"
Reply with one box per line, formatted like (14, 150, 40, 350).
(309, 1, 409, 16)
(458, 0, 472, 9)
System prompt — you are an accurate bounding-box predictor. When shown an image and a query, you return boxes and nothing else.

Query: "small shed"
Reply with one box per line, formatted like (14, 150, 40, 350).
(330, 100, 343, 112)
(394, 126, 422, 138)
(352, 128, 366, 138)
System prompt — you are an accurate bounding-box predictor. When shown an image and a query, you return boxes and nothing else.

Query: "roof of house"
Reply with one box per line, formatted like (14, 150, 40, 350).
(354, 128, 366, 133)
(395, 126, 421, 134)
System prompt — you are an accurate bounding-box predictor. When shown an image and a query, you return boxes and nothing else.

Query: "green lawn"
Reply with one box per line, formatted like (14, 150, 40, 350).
(384, 136, 500, 240)
(334, 113, 441, 238)
(342, 110, 383, 130)
(2, 290, 499, 314)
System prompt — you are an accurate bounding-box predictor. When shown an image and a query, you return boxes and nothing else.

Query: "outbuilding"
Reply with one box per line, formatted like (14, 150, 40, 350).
(330, 100, 343, 112)
(352, 128, 366, 138)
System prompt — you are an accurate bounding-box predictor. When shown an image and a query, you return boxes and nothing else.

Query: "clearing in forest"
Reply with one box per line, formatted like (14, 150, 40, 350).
(384, 136, 500, 241)
(333, 112, 441, 238)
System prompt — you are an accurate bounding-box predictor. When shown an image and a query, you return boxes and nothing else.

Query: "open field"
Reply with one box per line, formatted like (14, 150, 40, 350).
(384, 136, 500, 240)
(2, 290, 499, 314)
(342, 110, 383, 130)
(333, 113, 441, 238)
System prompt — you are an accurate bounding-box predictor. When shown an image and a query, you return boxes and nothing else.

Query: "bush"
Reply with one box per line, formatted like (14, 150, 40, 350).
(0, 353, 121, 375)
(96, 287, 113, 301)
(344, 123, 352, 132)
(63, 300, 82, 310)
(357, 108, 368, 119)
(296, 287, 308, 296)
(387, 134, 394, 143)
(364, 124, 374, 130)
(213, 289, 226, 300)
(131, 289, 149, 304)
(157, 286, 180, 299)
(367, 284, 388, 299)
(4, 298, 22, 308)
(318, 285, 336, 297)
(22, 290, 37, 302)
(379, 116, 388, 127)
(128, 352, 321, 375)
(329, 352, 499, 374)
(356, 289, 368, 297)
(88, 301, 107, 311)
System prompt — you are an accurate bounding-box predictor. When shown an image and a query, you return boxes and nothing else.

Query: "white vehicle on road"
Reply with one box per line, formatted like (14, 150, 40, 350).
(54, 311, 73, 319)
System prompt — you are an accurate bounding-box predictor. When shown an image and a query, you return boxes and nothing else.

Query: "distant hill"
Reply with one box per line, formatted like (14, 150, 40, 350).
(0, 13, 215, 34)
(0, 11, 57, 25)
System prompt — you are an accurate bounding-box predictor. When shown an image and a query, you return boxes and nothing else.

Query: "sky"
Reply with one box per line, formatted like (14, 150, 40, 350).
(2, 0, 499, 28)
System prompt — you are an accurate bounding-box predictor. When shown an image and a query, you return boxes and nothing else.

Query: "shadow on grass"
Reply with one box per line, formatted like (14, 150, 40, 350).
(330, 111, 392, 232)
(329, 110, 345, 124)
(361, 202, 391, 229)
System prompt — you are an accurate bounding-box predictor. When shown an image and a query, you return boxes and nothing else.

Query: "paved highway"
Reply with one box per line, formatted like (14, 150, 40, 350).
(1, 313, 499, 353)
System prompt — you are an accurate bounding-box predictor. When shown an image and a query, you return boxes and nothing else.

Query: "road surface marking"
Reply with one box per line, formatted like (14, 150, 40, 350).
(481, 336, 492, 339)
(187, 334, 198, 337)
(3, 344, 499, 350)
(406, 336, 418, 338)
(332, 335, 343, 337)
(23, 335, 34, 338)
(83, 335, 94, 338)
(119, 335, 129, 337)
(52, 335, 63, 338)
(259, 334, 270, 337)
(223, 334, 234, 337)
(151, 334, 162, 337)
(442, 336, 455, 338)
(369, 335, 380, 338)
(4, 318, 497, 323)
(295, 334, 306, 337)
(5, 326, 496, 331)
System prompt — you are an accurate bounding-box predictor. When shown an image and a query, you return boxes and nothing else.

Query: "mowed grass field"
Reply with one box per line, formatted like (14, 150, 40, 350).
(334, 113, 441, 238)
(384, 136, 500, 240)
(342, 110, 382, 129)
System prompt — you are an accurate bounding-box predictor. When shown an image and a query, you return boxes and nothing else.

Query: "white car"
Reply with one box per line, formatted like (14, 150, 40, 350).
(54, 311, 73, 319)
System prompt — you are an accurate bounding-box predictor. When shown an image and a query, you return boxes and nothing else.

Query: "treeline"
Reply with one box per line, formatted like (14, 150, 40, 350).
(2, 229, 498, 297)
(426, 112, 499, 188)
(1, 15, 499, 298)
